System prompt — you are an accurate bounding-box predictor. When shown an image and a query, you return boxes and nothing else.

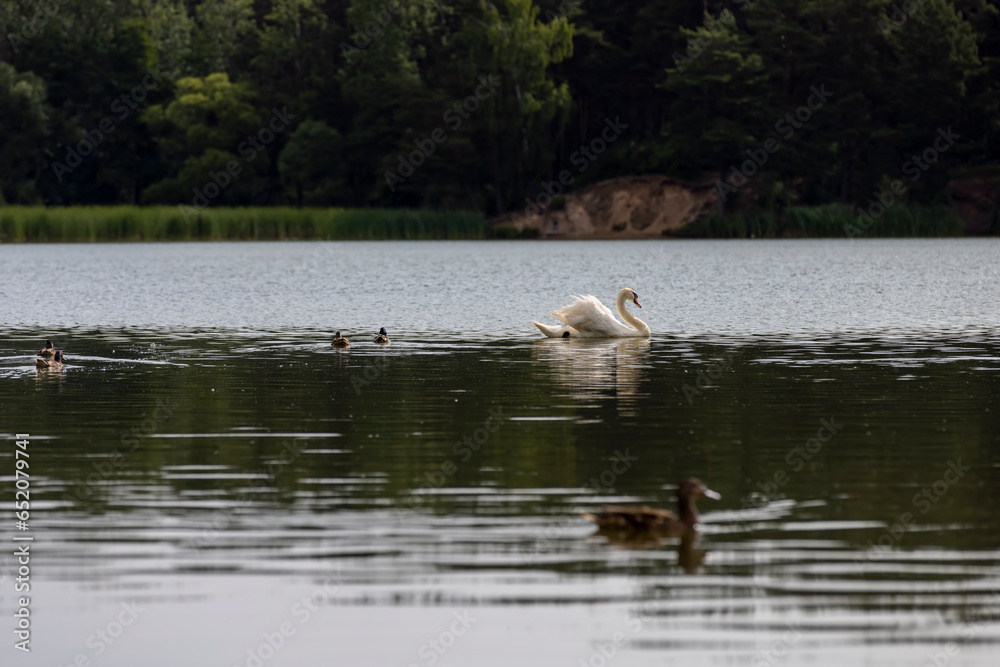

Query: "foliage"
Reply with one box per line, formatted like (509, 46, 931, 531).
(0, 0, 996, 220)
(675, 203, 966, 238)
(0, 63, 48, 204)
(278, 120, 348, 205)
(141, 74, 264, 205)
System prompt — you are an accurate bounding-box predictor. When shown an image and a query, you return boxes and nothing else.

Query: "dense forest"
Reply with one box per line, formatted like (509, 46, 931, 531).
(1, 0, 998, 217)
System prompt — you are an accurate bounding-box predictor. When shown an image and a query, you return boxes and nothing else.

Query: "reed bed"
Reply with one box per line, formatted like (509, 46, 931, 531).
(0, 203, 968, 242)
(0, 207, 491, 242)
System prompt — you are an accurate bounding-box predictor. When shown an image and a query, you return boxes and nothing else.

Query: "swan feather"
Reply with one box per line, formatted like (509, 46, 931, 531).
(550, 294, 634, 337)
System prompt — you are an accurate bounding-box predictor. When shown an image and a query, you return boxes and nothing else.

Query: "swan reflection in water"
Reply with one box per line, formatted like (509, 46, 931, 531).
(531, 337, 650, 415)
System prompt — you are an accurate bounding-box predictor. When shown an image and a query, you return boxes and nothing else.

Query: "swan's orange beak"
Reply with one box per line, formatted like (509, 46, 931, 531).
(634, 297, 642, 308)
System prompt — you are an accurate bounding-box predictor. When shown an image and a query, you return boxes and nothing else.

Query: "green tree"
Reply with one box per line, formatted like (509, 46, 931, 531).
(338, 0, 442, 204)
(11, 0, 160, 203)
(960, 0, 1000, 166)
(664, 9, 770, 209)
(461, 0, 573, 212)
(0, 63, 48, 203)
(278, 120, 347, 205)
(253, 0, 331, 114)
(191, 0, 258, 76)
(740, 0, 887, 203)
(132, 0, 198, 80)
(557, 0, 703, 178)
(878, 0, 982, 198)
(141, 73, 264, 205)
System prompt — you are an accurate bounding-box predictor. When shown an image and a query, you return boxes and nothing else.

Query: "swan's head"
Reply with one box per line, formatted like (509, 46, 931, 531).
(627, 288, 641, 308)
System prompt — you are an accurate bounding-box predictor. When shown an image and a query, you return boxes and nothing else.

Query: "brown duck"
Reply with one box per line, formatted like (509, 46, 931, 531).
(582, 477, 721, 534)
(331, 331, 350, 348)
(38, 340, 56, 359)
(36, 350, 65, 370)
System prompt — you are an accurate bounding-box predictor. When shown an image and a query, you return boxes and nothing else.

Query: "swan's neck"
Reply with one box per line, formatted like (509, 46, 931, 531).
(616, 289, 650, 334)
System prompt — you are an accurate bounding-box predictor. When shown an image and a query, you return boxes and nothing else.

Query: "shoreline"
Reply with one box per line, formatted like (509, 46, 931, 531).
(0, 200, 981, 243)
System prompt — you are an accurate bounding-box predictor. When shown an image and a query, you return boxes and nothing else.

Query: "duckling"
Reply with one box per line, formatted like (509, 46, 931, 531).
(373, 327, 390, 344)
(581, 477, 720, 535)
(331, 331, 350, 348)
(38, 340, 55, 359)
(36, 350, 65, 370)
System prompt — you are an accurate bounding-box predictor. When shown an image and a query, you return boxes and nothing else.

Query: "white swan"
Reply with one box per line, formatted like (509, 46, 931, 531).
(532, 288, 650, 338)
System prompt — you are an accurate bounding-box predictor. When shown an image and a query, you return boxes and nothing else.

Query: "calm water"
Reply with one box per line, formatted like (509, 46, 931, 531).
(1, 239, 999, 666)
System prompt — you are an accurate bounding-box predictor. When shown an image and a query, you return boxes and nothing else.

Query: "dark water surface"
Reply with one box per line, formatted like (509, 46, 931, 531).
(1, 240, 999, 666)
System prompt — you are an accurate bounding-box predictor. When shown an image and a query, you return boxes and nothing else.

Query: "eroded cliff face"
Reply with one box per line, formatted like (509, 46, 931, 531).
(497, 175, 719, 238)
(495, 173, 998, 237)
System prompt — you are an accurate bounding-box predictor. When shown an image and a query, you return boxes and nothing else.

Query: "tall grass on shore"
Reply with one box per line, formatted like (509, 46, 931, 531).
(0, 207, 491, 242)
(676, 203, 966, 238)
(0, 203, 969, 242)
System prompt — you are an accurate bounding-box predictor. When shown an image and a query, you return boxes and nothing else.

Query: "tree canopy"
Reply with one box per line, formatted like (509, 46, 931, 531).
(0, 0, 997, 213)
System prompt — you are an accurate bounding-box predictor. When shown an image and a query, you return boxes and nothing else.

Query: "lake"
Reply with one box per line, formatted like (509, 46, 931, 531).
(1, 239, 999, 667)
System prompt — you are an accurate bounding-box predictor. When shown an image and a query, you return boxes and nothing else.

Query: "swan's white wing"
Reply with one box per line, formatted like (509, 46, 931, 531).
(532, 321, 573, 337)
(550, 295, 632, 337)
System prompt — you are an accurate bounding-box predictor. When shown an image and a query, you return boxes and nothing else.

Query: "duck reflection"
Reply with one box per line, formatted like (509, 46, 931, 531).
(35, 365, 67, 390)
(587, 526, 710, 574)
(532, 337, 650, 415)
